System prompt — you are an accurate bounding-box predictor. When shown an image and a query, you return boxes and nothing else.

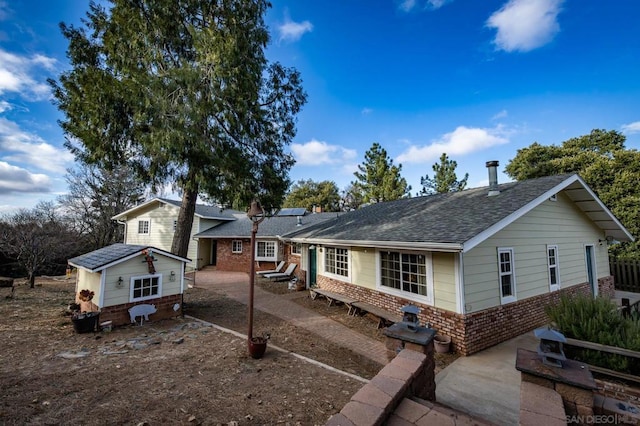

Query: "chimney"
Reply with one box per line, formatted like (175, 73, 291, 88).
(486, 160, 500, 196)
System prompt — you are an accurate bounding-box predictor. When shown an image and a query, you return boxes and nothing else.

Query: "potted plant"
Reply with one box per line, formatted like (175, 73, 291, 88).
(72, 289, 99, 333)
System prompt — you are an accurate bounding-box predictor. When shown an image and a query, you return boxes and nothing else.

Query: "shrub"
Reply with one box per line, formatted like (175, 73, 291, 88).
(546, 294, 640, 374)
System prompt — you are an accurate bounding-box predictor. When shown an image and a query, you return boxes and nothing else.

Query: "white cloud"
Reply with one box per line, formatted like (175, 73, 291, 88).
(492, 109, 508, 121)
(621, 121, 640, 135)
(0, 48, 56, 100)
(0, 117, 73, 174)
(278, 17, 313, 43)
(0, 100, 10, 113)
(396, 125, 511, 164)
(487, 0, 563, 52)
(291, 139, 357, 166)
(0, 161, 51, 195)
(399, 0, 452, 11)
(361, 108, 373, 115)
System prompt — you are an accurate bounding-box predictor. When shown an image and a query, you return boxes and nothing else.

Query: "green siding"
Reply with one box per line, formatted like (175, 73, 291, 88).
(351, 247, 376, 289)
(433, 252, 457, 312)
(463, 192, 610, 313)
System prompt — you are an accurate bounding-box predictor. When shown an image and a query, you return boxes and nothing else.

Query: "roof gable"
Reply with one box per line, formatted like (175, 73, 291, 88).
(111, 197, 239, 221)
(68, 243, 190, 272)
(284, 174, 633, 251)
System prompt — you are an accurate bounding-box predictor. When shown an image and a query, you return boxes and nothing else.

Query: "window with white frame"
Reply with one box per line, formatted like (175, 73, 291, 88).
(325, 247, 349, 278)
(380, 251, 430, 300)
(498, 248, 516, 303)
(138, 220, 150, 234)
(131, 274, 161, 302)
(547, 245, 560, 291)
(256, 241, 277, 260)
(291, 243, 302, 255)
(232, 240, 243, 253)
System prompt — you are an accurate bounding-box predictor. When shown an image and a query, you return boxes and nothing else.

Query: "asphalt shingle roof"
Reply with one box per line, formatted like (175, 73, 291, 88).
(194, 212, 339, 238)
(159, 198, 240, 220)
(284, 174, 574, 244)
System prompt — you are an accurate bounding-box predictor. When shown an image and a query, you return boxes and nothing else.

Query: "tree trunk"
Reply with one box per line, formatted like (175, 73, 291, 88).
(171, 184, 199, 258)
(29, 272, 35, 289)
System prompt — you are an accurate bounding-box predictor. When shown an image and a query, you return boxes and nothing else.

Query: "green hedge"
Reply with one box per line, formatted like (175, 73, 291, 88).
(546, 294, 640, 374)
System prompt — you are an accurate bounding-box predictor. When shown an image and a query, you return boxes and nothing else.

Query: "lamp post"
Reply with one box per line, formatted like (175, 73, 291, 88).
(247, 200, 267, 358)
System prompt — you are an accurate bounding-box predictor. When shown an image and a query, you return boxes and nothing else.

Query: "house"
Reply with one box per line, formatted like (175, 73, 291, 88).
(193, 208, 337, 279)
(112, 198, 243, 270)
(68, 243, 190, 326)
(283, 163, 633, 355)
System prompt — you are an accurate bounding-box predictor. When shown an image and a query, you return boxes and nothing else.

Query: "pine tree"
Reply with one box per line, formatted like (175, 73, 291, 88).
(419, 153, 469, 195)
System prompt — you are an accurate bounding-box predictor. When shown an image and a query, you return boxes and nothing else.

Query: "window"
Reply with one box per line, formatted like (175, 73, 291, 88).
(498, 248, 516, 304)
(291, 243, 302, 256)
(131, 274, 161, 302)
(547, 245, 560, 291)
(325, 247, 349, 278)
(232, 240, 243, 253)
(256, 241, 276, 260)
(380, 251, 430, 300)
(138, 220, 150, 234)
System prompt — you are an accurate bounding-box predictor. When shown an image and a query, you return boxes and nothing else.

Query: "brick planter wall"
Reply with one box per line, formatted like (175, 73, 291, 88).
(98, 294, 183, 327)
(317, 275, 614, 355)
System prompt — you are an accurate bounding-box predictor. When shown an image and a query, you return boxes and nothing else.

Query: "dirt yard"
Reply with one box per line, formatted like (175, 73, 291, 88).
(0, 275, 458, 425)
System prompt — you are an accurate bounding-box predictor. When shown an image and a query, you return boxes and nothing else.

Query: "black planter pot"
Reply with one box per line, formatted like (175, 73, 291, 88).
(248, 337, 268, 359)
(72, 312, 100, 333)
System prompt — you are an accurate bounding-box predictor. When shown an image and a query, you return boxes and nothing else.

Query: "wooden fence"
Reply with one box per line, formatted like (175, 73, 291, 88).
(610, 258, 640, 293)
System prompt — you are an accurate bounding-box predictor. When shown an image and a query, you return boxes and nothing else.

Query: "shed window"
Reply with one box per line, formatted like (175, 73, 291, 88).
(232, 240, 243, 253)
(138, 220, 150, 234)
(131, 274, 162, 302)
(498, 248, 516, 304)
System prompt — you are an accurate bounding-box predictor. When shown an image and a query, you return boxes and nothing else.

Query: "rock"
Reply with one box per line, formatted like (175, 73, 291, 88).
(173, 337, 184, 345)
(244, 415, 253, 421)
(188, 415, 196, 422)
(57, 350, 90, 359)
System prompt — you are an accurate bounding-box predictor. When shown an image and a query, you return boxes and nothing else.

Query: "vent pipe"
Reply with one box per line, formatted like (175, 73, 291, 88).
(296, 216, 302, 226)
(486, 160, 500, 196)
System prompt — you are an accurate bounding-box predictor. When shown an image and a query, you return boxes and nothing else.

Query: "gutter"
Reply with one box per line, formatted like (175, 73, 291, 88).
(285, 237, 463, 253)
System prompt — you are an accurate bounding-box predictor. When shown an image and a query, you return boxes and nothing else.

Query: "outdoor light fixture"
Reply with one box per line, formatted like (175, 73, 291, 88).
(247, 200, 267, 358)
(117, 276, 123, 288)
(170, 271, 176, 281)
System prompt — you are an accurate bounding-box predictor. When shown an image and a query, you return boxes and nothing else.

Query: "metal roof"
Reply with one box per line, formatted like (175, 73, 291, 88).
(68, 243, 190, 272)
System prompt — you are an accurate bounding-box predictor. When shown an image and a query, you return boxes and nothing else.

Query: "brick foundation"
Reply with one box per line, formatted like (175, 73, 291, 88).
(96, 294, 183, 327)
(317, 275, 614, 355)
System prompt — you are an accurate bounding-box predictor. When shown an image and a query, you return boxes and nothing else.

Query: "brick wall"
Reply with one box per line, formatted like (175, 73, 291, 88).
(317, 275, 614, 355)
(98, 294, 183, 327)
(215, 238, 252, 272)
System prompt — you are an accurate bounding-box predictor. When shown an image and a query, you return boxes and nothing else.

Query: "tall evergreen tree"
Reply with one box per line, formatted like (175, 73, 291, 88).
(352, 142, 411, 203)
(418, 153, 468, 195)
(505, 129, 640, 257)
(49, 0, 306, 257)
(283, 179, 341, 212)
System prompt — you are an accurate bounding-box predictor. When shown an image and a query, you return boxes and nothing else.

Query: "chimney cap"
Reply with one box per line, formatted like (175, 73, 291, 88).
(486, 160, 499, 168)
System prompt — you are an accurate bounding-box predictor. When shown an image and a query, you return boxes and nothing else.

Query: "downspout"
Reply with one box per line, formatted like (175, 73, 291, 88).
(117, 220, 128, 243)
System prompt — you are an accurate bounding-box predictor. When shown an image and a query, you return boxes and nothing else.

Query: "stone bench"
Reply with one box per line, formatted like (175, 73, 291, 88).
(309, 288, 358, 315)
(351, 301, 402, 329)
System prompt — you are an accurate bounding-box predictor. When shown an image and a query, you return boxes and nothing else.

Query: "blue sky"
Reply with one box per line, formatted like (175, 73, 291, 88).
(1, 0, 640, 213)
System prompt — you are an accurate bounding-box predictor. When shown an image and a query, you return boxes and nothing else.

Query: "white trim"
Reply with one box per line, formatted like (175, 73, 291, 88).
(256, 240, 278, 262)
(498, 247, 517, 304)
(129, 273, 163, 302)
(99, 271, 106, 308)
(322, 246, 351, 283)
(463, 174, 634, 252)
(584, 244, 598, 297)
(547, 244, 560, 292)
(287, 238, 463, 252)
(375, 249, 434, 306)
(455, 252, 465, 314)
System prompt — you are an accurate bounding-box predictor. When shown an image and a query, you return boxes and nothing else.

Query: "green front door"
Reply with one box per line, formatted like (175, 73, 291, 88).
(309, 246, 317, 286)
